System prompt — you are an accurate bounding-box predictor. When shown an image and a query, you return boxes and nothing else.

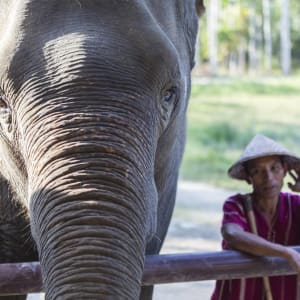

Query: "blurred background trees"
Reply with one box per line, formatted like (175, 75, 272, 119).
(181, 0, 300, 191)
(195, 0, 300, 76)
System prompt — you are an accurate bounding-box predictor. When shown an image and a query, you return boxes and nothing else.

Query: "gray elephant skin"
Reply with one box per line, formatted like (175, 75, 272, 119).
(0, 1, 204, 299)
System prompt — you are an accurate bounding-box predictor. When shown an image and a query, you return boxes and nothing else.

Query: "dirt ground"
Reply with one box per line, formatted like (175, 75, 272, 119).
(27, 181, 233, 300)
(153, 181, 233, 300)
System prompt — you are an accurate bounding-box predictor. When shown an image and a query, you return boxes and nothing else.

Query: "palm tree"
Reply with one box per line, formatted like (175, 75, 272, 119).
(248, 0, 257, 73)
(280, 0, 291, 75)
(262, 0, 272, 72)
(207, 0, 219, 75)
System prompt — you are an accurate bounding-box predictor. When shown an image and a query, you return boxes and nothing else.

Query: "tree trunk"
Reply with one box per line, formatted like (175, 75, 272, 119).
(248, 0, 257, 74)
(238, 40, 247, 74)
(207, 0, 219, 76)
(280, 0, 291, 75)
(262, 0, 272, 72)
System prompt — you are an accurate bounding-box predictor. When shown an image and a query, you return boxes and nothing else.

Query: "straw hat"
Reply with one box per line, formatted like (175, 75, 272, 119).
(228, 134, 300, 180)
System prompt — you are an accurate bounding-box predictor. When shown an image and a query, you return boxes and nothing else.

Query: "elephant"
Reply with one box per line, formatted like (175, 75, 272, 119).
(0, 0, 204, 299)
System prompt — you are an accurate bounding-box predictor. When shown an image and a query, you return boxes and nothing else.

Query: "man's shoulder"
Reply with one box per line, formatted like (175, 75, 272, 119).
(280, 191, 300, 206)
(225, 193, 246, 204)
(223, 193, 246, 211)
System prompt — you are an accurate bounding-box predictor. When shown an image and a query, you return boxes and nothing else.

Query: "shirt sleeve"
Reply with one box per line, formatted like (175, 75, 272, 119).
(221, 195, 250, 250)
(222, 195, 249, 231)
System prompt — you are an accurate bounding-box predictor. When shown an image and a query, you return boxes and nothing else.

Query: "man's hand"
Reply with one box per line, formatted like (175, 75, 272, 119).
(284, 247, 300, 276)
(288, 169, 300, 192)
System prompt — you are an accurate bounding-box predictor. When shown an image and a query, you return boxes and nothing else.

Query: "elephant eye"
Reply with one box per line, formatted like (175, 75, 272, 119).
(0, 94, 9, 113)
(0, 95, 8, 109)
(0, 93, 12, 130)
(163, 87, 177, 103)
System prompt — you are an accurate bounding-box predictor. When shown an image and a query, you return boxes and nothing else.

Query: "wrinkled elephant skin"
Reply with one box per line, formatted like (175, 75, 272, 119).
(0, 1, 204, 299)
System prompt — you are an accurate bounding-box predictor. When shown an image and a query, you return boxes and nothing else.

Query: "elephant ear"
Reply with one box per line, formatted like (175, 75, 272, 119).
(195, 0, 205, 16)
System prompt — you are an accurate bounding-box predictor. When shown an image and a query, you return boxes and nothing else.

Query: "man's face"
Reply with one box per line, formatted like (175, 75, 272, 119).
(246, 155, 287, 198)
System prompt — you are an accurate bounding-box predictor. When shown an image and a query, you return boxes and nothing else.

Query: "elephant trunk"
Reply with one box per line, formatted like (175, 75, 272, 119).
(25, 113, 156, 299)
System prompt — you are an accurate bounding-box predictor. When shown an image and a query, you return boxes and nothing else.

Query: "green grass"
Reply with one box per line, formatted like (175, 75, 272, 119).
(180, 76, 300, 191)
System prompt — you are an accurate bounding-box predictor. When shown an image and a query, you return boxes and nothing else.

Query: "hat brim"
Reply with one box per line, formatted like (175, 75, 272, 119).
(228, 153, 300, 181)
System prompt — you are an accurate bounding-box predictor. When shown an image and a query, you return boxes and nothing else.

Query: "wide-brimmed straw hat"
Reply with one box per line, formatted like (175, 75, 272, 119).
(228, 134, 300, 180)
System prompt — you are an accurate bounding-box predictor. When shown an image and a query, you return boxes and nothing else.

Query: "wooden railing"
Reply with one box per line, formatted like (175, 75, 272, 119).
(1, 246, 299, 295)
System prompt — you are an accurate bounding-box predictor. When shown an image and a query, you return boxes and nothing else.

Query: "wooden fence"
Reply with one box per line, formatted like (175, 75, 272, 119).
(0, 246, 299, 295)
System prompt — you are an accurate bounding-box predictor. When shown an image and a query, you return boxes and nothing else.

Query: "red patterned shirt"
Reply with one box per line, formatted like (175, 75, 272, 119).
(211, 192, 300, 300)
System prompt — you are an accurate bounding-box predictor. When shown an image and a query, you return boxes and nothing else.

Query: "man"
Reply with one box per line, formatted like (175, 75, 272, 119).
(211, 134, 300, 300)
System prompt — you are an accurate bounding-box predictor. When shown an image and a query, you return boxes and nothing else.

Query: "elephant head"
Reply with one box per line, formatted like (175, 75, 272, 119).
(0, 0, 204, 299)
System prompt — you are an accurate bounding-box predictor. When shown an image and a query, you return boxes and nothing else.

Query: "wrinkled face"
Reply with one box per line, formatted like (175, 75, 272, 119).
(0, 1, 203, 298)
(246, 155, 287, 198)
(0, 0, 201, 249)
(0, 0, 201, 204)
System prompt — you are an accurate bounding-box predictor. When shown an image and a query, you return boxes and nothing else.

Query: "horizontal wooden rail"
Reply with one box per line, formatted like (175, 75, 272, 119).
(143, 246, 299, 285)
(0, 262, 42, 295)
(1, 246, 299, 295)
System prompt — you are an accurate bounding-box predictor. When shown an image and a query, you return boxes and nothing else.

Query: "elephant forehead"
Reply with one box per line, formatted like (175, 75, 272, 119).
(3, 1, 187, 91)
(42, 33, 89, 82)
(0, 1, 25, 78)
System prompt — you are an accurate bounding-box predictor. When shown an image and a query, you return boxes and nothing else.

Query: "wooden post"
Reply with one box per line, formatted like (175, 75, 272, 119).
(244, 195, 273, 300)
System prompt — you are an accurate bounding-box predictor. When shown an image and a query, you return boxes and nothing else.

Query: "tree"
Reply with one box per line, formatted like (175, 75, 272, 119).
(280, 0, 291, 75)
(248, 0, 257, 73)
(262, 0, 272, 72)
(207, 0, 220, 75)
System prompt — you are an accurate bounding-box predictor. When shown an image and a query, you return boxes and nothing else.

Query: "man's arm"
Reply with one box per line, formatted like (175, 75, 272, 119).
(222, 223, 300, 274)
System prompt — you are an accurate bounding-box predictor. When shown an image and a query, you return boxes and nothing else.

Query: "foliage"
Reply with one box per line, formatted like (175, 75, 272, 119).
(218, 4, 249, 52)
(180, 76, 300, 191)
(198, 0, 300, 74)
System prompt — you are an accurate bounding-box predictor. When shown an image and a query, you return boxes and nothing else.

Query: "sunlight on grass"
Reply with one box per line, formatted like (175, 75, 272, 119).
(180, 77, 300, 190)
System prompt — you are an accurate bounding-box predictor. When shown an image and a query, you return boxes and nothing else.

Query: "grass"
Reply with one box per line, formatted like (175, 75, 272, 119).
(179, 76, 300, 191)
